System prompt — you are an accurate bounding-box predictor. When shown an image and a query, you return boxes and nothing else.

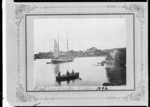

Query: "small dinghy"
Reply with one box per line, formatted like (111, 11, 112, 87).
(46, 62, 52, 64)
(56, 72, 79, 81)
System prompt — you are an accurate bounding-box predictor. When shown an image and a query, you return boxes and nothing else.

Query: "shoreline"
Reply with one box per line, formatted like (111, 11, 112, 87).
(35, 55, 106, 60)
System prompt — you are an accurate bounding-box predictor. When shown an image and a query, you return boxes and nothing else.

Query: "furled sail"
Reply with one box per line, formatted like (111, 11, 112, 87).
(54, 39, 59, 58)
(51, 31, 73, 64)
(67, 34, 69, 57)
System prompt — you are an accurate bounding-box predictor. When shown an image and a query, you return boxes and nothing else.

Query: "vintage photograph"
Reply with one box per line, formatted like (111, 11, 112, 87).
(33, 17, 126, 87)
(5, 1, 148, 106)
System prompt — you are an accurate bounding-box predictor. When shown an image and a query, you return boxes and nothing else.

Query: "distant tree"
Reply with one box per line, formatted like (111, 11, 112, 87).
(94, 49, 102, 56)
(70, 50, 75, 53)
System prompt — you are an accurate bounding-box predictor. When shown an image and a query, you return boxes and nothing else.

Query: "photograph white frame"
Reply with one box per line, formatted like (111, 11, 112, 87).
(26, 14, 134, 92)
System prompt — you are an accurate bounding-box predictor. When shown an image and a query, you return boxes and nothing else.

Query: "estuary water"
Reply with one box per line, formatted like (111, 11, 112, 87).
(34, 57, 109, 86)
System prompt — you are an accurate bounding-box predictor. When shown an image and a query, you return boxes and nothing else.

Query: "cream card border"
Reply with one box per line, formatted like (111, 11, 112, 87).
(5, 2, 148, 106)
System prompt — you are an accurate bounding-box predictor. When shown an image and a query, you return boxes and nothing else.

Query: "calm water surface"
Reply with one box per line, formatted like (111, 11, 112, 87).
(34, 57, 109, 86)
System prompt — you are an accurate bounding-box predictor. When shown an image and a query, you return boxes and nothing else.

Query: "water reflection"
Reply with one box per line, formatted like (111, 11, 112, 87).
(58, 81, 61, 85)
(54, 64, 60, 75)
(67, 80, 70, 85)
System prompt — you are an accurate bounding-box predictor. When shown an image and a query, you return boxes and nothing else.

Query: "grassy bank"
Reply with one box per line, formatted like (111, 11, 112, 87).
(103, 67, 126, 86)
(103, 48, 126, 86)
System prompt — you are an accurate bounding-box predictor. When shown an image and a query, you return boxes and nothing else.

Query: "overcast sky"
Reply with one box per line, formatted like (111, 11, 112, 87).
(34, 18, 126, 54)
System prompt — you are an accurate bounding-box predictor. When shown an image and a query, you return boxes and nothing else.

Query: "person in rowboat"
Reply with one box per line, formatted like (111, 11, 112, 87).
(66, 70, 70, 76)
(72, 70, 74, 74)
(58, 72, 61, 77)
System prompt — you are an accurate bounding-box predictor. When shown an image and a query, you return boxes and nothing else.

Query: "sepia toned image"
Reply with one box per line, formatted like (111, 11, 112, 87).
(33, 17, 126, 88)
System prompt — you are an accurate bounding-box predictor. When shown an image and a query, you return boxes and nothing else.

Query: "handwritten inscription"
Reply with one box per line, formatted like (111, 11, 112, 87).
(34, 86, 108, 91)
(96, 86, 108, 91)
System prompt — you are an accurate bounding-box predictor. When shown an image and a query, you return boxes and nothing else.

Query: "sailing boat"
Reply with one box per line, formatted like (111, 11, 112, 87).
(51, 32, 74, 64)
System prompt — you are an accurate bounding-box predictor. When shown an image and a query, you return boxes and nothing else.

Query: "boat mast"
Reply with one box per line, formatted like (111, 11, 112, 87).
(67, 31, 68, 52)
(54, 38, 59, 58)
(67, 31, 69, 57)
(58, 29, 59, 58)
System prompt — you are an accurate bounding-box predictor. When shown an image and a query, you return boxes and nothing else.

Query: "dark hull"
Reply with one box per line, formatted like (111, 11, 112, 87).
(51, 58, 73, 64)
(56, 73, 79, 81)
